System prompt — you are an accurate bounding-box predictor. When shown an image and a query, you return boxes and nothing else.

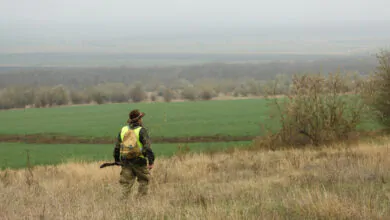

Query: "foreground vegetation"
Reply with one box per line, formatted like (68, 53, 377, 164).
(1, 137, 389, 219)
(0, 141, 251, 169)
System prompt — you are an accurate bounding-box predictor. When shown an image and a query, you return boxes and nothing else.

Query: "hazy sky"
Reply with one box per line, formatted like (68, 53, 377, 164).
(1, 0, 390, 54)
(1, 0, 390, 26)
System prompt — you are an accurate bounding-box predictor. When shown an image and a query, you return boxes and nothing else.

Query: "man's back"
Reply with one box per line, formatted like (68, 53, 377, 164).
(114, 122, 155, 166)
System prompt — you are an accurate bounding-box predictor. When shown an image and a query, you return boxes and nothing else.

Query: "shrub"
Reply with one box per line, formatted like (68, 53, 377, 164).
(263, 73, 368, 147)
(90, 90, 106, 105)
(199, 89, 214, 100)
(362, 50, 390, 129)
(150, 93, 157, 102)
(130, 84, 147, 103)
(49, 85, 70, 106)
(163, 88, 174, 102)
(181, 86, 198, 101)
(70, 90, 90, 104)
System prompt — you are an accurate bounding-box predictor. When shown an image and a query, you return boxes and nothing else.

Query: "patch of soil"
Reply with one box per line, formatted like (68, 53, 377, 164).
(0, 134, 256, 144)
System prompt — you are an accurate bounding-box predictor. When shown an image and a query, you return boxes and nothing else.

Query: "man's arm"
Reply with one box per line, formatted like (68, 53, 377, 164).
(139, 127, 155, 165)
(113, 131, 121, 163)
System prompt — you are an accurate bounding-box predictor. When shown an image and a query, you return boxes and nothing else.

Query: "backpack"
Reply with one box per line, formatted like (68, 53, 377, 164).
(119, 127, 142, 160)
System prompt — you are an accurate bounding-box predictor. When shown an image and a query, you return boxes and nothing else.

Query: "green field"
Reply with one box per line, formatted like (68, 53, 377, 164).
(0, 99, 278, 138)
(0, 98, 383, 169)
(0, 141, 251, 169)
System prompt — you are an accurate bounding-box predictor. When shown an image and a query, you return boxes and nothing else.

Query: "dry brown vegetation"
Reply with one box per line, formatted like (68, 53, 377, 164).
(1, 137, 389, 220)
(259, 72, 371, 149)
(362, 50, 390, 129)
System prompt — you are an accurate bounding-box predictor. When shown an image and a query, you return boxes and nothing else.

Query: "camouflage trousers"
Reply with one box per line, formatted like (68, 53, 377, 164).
(119, 163, 150, 197)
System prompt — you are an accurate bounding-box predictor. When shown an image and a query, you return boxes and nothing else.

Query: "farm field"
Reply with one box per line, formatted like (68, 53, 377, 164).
(0, 99, 278, 139)
(0, 141, 251, 169)
(0, 98, 381, 143)
(0, 98, 383, 170)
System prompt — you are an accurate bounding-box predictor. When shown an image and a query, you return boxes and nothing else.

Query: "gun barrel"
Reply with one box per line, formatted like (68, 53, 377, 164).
(99, 162, 121, 168)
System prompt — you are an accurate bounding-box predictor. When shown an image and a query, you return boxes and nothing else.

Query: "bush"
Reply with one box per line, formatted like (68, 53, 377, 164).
(130, 84, 146, 103)
(70, 90, 89, 104)
(163, 88, 174, 102)
(199, 89, 214, 100)
(181, 87, 198, 101)
(49, 85, 70, 106)
(150, 93, 157, 102)
(263, 73, 368, 147)
(156, 85, 166, 97)
(362, 50, 390, 129)
(90, 91, 106, 104)
(34, 86, 70, 107)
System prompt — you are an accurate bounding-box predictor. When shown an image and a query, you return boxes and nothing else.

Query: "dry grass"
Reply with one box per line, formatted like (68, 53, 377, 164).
(1, 138, 390, 220)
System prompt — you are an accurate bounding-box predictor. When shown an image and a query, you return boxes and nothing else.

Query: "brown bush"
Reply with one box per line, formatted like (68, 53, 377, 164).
(150, 93, 157, 102)
(199, 89, 214, 100)
(129, 84, 147, 103)
(33, 86, 70, 107)
(70, 90, 89, 104)
(87, 88, 108, 105)
(163, 88, 174, 102)
(156, 85, 166, 97)
(181, 86, 198, 101)
(263, 73, 368, 147)
(362, 50, 390, 129)
(48, 85, 70, 106)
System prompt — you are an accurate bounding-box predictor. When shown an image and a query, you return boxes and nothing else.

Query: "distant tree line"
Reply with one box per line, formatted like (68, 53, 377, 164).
(0, 72, 366, 110)
(0, 56, 376, 90)
(0, 56, 377, 110)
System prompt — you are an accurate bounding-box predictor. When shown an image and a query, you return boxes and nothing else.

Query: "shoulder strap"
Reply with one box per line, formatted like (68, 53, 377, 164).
(120, 125, 130, 141)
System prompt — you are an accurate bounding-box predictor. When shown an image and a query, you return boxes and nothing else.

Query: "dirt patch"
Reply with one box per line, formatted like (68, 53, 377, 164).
(0, 134, 256, 144)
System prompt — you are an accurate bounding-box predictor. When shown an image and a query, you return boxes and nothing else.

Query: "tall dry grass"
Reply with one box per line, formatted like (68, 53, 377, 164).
(1, 138, 390, 220)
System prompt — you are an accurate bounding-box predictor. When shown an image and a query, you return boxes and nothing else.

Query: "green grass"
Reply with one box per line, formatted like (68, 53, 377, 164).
(0, 98, 382, 140)
(0, 99, 278, 138)
(0, 141, 251, 169)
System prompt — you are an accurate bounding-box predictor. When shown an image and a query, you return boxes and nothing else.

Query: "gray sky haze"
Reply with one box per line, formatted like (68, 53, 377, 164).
(1, 0, 390, 54)
(2, 0, 390, 25)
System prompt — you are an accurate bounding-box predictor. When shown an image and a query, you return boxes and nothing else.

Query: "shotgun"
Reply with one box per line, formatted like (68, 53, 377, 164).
(99, 162, 122, 168)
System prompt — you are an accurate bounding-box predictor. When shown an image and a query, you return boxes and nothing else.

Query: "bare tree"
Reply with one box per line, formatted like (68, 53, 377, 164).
(199, 88, 214, 100)
(181, 86, 198, 101)
(163, 88, 174, 102)
(130, 83, 147, 103)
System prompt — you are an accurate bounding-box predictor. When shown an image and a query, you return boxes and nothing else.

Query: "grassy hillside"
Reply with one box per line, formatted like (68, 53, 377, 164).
(0, 137, 389, 219)
(0, 99, 277, 138)
(0, 141, 251, 169)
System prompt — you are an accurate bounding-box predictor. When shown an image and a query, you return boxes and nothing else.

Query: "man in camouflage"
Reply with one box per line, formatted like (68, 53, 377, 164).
(113, 109, 155, 197)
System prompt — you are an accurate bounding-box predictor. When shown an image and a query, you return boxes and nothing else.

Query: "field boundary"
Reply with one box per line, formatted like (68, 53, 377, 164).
(0, 134, 256, 144)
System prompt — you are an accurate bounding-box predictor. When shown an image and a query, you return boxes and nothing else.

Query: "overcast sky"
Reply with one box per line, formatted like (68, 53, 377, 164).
(1, 0, 390, 26)
(1, 0, 390, 54)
